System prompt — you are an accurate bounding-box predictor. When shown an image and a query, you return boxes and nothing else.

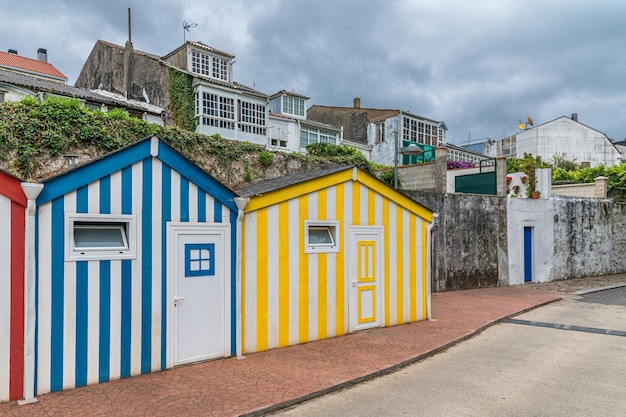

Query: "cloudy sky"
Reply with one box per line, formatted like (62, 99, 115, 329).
(2, 0, 625, 143)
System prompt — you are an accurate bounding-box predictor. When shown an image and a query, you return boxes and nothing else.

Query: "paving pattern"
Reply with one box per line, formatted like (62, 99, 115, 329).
(1, 275, 622, 417)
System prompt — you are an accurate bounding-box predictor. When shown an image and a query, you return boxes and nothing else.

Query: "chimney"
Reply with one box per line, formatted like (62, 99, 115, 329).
(353, 97, 361, 109)
(571, 113, 578, 122)
(37, 48, 47, 62)
(8, 49, 17, 54)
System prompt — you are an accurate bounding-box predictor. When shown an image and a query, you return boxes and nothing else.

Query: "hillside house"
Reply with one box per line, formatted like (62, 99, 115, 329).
(0, 49, 163, 124)
(488, 114, 621, 167)
(307, 97, 447, 166)
(75, 40, 268, 144)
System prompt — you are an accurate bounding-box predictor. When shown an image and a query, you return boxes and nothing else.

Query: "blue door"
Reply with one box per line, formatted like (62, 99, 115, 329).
(523, 227, 533, 283)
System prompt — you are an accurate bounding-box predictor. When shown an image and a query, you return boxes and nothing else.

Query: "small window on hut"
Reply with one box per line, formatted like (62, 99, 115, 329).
(66, 214, 137, 261)
(304, 220, 339, 253)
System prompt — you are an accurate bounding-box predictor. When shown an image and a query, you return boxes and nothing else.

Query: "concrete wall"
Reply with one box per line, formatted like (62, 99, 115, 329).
(552, 196, 626, 280)
(404, 191, 508, 292)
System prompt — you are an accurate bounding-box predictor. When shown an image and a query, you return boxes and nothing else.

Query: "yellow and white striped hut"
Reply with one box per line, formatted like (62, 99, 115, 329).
(237, 165, 434, 354)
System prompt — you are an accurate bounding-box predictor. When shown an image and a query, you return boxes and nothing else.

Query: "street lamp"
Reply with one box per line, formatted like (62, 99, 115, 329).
(394, 142, 424, 189)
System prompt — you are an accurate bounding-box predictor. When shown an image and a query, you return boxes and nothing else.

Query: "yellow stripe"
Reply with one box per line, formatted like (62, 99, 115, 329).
(335, 183, 345, 336)
(409, 214, 417, 322)
(356, 170, 433, 222)
(245, 169, 353, 213)
(242, 213, 246, 354)
(256, 208, 269, 352)
(367, 188, 375, 225)
(396, 205, 404, 324)
(317, 189, 328, 340)
(383, 198, 390, 327)
(422, 220, 428, 319)
(298, 195, 309, 343)
(352, 182, 360, 225)
(278, 201, 290, 347)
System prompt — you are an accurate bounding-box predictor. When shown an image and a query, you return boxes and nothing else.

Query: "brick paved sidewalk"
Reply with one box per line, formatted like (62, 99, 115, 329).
(3, 275, 620, 417)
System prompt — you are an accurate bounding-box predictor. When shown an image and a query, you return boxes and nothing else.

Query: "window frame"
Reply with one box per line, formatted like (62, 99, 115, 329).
(65, 213, 137, 261)
(304, 220, 340, 253)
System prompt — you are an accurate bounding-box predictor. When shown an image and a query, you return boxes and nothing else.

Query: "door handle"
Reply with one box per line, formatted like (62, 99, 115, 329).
(352, 281, 357, 288)
(174, 296, 185, 302)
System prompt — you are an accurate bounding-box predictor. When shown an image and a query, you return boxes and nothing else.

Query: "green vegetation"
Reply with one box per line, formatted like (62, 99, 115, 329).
(305, 142, 372, 174)
(258, 150, 274, 166)
(507, 153, 626, 198)
(168, 67, 197, 131)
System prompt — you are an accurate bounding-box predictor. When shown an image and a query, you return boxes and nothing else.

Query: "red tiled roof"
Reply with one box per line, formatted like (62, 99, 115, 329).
(0, 51, 66, 80)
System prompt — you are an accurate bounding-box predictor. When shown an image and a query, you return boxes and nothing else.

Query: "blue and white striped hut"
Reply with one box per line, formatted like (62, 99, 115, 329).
(33, 136, 239, 395)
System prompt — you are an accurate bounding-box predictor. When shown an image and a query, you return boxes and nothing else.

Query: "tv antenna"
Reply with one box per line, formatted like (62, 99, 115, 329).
(183, 21, 197, 42)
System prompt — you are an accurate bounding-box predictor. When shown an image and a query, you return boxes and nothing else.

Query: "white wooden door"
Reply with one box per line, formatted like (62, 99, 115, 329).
(349, 227, 383, 332)
(168, 224, 230, 366)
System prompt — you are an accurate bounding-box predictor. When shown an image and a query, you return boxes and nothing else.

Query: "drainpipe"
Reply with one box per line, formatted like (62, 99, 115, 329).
(426, 213, 439, 321)
(233, 197, 249, 358)
(19, 182, 44, 405)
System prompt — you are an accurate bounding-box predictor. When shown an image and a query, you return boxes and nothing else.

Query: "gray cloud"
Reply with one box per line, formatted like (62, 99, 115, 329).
(1, 0, 624, 143)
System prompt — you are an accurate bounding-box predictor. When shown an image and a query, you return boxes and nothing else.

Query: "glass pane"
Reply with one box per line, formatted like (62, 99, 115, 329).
(74, 226, 126, 248)
(309, 227, 334, 245)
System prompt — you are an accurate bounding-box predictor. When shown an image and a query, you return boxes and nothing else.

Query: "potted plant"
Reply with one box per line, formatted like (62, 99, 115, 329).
(506, 175, 512, 186)
(521, 175, 528, 184)
(513, 185, 520, 195)
(530, 190, 541, 199)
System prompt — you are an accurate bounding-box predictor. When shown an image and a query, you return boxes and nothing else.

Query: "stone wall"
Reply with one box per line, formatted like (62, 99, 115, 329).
(404, 191, 508, 292)
(552, 196, 626, 280)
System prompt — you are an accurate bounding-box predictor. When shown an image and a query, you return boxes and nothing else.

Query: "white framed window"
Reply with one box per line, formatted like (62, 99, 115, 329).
(191, 50, 229, 82)
(282, 95, 305, 117)
(238, 100, 267, 135)
(300, 126, 338, 148)
(65, 214, 137, 261)
(304, 220, 340, 253)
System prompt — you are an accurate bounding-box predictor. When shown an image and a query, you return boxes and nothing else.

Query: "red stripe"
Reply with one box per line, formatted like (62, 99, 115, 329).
(0, 172, 27, 207)
(9, 201, 25, 401)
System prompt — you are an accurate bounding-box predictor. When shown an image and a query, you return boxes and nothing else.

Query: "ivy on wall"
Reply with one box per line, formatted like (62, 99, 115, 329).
(168, 67, 197, 131)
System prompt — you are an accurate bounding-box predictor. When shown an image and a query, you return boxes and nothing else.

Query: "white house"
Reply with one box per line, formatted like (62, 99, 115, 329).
(267, 90, 342, 153)
(489, 114, 621, 167)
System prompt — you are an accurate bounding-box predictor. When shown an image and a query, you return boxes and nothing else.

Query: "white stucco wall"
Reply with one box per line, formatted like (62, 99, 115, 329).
(507, 198, 555, 285)
(515, 117, 620, 167)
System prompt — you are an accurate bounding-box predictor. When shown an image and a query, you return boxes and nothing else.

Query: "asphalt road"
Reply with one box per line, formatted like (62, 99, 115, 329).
(273, 288, 626, 417)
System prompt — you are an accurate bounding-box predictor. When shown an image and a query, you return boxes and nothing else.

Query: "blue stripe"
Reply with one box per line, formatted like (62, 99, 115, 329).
(50, 197, 65, 392)
(161, 165, 171, 371)
(198, 189, 206, 222)
(230, 210, 237, 356)
(99, 261, 111, 382)
(214, 200, 222, 223)
(180, 176, 189, 222)
(141, 159, 152, 374)
(99, 177, 111, 383)
(75, 262, 88, 387)
(120, 166, 132, 378)
(120, 260, 132, 378)
(75, 186, 89, 388)
(100, 175, 111, 214)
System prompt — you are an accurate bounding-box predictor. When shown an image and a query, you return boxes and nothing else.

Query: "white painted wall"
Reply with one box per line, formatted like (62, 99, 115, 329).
(507, 198, 554, 285)
(515, 117, 620, 167)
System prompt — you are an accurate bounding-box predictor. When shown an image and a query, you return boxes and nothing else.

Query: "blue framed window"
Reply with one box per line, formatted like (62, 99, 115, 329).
(185, 243, 215, 277)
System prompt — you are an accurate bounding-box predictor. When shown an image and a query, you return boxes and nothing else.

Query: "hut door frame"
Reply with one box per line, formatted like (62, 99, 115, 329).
(166, 223, 231, 368)
(348, 226, 383, 332)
